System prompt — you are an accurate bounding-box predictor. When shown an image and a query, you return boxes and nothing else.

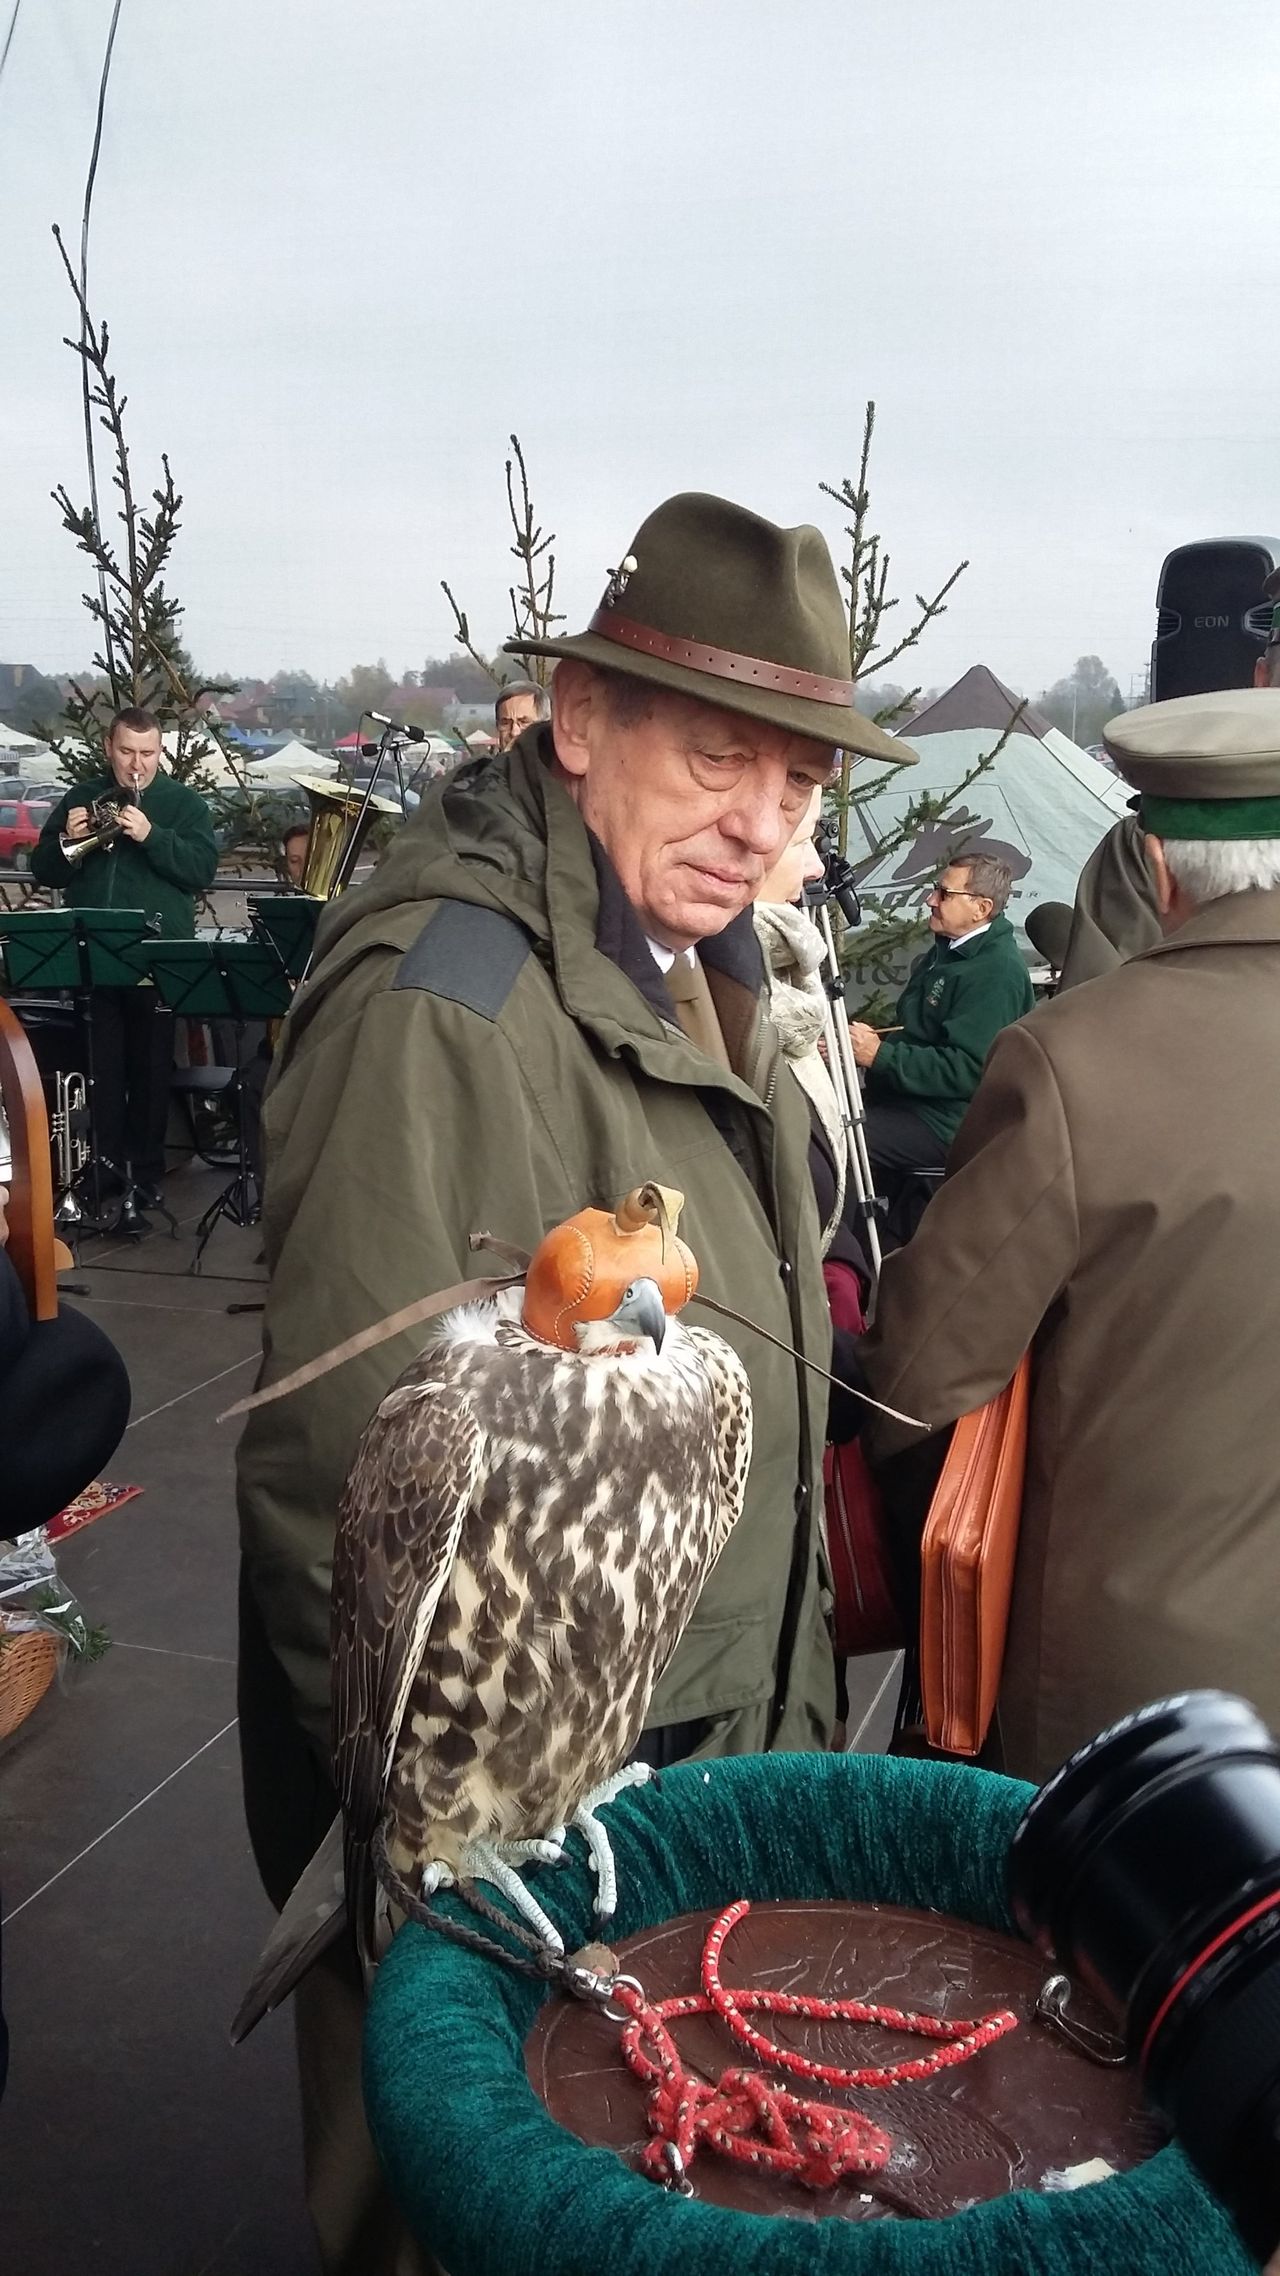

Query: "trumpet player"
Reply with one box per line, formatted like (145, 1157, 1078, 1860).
(32, 707, 218, 1214)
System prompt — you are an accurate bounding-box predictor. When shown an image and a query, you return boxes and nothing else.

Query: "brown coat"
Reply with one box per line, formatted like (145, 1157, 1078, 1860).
(864, 888, 1280, 1782)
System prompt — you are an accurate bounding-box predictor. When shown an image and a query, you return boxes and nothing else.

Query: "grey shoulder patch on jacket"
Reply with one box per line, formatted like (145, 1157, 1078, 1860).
(391, 900, 531, 1020)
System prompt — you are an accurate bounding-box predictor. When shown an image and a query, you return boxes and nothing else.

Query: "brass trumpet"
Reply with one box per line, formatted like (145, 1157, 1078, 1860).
(59, 794, 129, 864)
(59, 762, 141, 864)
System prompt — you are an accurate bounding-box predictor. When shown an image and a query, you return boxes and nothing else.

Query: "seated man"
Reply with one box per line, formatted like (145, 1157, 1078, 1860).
(279, 821, 311, 890)
(849, 853, 1034, 1209)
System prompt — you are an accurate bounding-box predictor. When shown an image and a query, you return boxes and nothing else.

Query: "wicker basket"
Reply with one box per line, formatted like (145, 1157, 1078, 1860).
(0, 1625, 60, 1742)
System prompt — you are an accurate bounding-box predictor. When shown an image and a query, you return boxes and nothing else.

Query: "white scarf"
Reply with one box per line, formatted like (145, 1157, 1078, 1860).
(752, 900, 846, 1252)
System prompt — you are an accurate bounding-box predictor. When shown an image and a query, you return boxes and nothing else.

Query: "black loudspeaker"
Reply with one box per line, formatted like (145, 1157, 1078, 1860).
(1151, 537, 1280, 702)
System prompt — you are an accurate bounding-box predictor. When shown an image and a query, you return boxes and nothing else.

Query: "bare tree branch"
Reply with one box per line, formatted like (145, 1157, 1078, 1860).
(440, 580, 507, 689)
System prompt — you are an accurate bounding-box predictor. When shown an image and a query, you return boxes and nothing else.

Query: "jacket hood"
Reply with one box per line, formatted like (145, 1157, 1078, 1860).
(312, 728, 560, 968)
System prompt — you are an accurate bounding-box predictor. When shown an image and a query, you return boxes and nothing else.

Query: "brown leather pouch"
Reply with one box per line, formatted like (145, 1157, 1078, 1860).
(919, 1355, 1031, 1756)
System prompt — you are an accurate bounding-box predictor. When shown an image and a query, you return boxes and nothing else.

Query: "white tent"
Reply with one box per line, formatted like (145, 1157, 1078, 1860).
(240, 738, 337, 789)
(157, 727, 249, 788)
(0, 721, 47, 754)
(845, 666, 1128, 985)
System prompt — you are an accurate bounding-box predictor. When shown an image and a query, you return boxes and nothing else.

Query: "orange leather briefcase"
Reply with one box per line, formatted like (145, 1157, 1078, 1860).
(919, 1354, 1032, 1757)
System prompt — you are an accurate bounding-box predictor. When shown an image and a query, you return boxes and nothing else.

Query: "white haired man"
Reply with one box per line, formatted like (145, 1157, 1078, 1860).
(237, 491, 908, 2275)
(1055, 605, 1280, 990)
(864, 688, 1280, 1781)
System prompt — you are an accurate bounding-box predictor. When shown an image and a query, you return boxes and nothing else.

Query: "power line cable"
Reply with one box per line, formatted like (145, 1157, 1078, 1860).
(0, 0, 24, 96)
(79, 0, 126, 697)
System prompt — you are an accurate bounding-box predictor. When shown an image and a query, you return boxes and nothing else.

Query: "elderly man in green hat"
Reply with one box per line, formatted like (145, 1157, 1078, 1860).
(864, 685, 1280, 1785)
(235, 492, 908, 2276)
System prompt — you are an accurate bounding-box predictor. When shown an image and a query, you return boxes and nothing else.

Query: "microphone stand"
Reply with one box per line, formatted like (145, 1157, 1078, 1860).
(296, 714, 424, 982)
(806, 825, 885, 1311)
(329, 716, 415, 897)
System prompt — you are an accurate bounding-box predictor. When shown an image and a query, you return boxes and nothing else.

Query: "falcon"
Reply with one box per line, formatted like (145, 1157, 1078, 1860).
(232, 1185, 752, 2040)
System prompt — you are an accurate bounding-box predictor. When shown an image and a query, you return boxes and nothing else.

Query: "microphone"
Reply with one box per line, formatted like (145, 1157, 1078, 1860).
(365, 712, 426, 743)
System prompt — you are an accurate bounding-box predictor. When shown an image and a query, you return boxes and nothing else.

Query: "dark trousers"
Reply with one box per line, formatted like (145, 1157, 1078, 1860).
(864, 1101, 949, 1250)
(864, 1100, 949, 1183)
(90, 986, 174, 1188)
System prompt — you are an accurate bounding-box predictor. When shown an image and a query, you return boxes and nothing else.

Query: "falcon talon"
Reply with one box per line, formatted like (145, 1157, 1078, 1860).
(571, 1763, 652, 1920)
(459, 1838, 566, 1954)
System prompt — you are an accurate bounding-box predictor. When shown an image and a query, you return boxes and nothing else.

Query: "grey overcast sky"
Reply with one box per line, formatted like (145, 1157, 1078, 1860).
(1, 0, 1277, 698)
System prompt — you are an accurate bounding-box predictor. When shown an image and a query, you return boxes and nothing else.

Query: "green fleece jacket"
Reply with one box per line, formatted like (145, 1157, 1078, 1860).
(30, 770, 217, 937)
(867, 912, 1035, 1145)
(235, 728, 836, 1908)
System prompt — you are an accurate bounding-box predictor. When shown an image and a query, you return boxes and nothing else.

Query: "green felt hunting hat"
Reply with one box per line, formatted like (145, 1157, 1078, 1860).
(1104, 687, 1280, 838)
(504, 492, 913, 764)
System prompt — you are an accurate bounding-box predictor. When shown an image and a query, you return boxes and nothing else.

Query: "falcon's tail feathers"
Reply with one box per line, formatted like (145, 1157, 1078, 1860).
(229, 1813, 348, 2045)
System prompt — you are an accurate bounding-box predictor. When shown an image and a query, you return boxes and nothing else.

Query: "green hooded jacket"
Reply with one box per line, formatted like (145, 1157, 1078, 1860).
(30, 769, 218, 937)
(867, 912, 1036, 1145)
(235, 728, 836, 1906)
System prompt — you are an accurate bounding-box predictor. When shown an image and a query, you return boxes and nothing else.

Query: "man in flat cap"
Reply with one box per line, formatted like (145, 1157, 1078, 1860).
(235, 493, 910, 2274)
(864, 687, 1280, 1784)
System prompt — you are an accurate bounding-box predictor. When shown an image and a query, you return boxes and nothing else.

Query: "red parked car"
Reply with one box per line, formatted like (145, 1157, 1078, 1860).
(0, 798, 54, 866)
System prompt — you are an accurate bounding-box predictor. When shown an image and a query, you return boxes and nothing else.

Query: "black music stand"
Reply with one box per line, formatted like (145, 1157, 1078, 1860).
(0, 906, 172, 1239)
(143, 939, 291, 1271)
(249, 893, 321, 980)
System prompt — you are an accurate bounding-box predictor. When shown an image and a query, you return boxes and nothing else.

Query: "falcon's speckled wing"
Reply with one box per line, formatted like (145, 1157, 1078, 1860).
(332, 1373, 483, 1848)
(683, 1324, 753, 1564)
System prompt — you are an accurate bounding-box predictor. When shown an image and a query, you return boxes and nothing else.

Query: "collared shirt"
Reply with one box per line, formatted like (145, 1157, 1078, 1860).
(646, 935, 681, 975)
(949, 919, 992, 952)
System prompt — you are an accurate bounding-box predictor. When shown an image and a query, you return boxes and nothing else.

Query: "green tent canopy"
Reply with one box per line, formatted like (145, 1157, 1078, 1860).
(846, 666, 1130, 991)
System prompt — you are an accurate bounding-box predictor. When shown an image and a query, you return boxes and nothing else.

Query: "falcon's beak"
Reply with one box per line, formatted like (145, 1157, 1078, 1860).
(608, 1276, 667, 1354)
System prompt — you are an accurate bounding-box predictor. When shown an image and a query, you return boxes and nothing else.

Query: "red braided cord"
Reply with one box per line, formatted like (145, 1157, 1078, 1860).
(615, 1899, 1019, 2193)
(702, 1899, 1019, 2091)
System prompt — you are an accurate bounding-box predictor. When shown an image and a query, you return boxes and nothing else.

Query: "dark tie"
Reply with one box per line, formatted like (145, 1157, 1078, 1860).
(664, 952, 731, 1069)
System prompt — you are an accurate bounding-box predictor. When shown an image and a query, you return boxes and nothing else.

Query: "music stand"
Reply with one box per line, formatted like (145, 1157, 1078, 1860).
(249, 893, 320, 980)
(0, 907, 168, 1238)
(143, 939, 291, 1270)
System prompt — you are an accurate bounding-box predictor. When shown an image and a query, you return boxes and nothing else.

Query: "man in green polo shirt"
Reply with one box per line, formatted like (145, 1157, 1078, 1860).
(848, 851, 1035, 1209)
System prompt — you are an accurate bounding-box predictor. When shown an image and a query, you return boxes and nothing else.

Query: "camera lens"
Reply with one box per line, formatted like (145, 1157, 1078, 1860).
(1009, 1692, 1280, 2261)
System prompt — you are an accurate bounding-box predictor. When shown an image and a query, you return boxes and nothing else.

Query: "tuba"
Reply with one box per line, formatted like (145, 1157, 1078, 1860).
(291, 773, 401, 900)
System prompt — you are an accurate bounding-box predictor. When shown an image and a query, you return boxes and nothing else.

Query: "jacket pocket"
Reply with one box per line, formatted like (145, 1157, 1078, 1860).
(645, 1610, 771, 1724)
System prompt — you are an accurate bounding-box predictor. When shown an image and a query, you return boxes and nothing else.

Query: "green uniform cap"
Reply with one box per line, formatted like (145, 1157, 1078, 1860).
(1103, 688, 1280, 837)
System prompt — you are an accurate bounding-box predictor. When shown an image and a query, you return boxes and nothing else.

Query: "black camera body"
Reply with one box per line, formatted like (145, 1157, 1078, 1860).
(806, 814, 863, 930)
(1010, 1692, 1280, 2263)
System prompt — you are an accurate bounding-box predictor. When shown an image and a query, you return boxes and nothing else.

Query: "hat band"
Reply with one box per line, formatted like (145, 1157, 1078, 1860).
(1140, 792, 1280, 841)
(587, 608, 858, 709)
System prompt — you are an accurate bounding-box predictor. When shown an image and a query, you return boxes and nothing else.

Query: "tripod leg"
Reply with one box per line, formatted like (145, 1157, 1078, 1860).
(817, 906, 885, 1301)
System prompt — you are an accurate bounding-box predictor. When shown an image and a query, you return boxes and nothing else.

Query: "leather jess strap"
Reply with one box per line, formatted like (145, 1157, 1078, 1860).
(588, 610, 858, 708)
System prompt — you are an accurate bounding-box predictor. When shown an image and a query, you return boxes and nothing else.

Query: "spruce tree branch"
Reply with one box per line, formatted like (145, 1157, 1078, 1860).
(869, 558, 969, 676)
(440, 581, 507, 688)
